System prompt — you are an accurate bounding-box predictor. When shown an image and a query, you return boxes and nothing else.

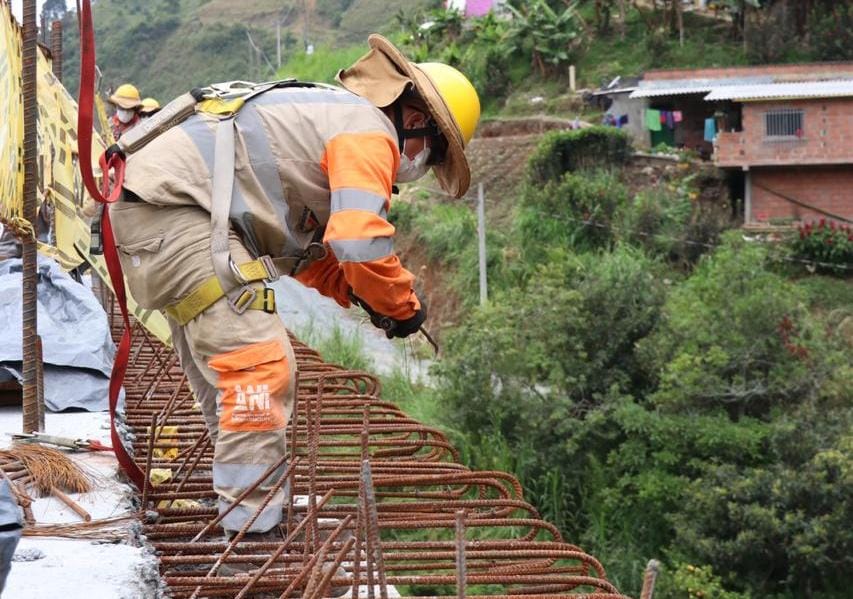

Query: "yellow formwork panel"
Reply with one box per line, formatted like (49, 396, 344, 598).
(0, 0, 171, 346)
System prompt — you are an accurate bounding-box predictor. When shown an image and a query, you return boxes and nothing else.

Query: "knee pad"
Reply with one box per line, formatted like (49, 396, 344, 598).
(208, 340, 291, 432)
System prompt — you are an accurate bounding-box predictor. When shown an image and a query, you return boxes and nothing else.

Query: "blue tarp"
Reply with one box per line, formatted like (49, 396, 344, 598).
(0, 256, 115, 412)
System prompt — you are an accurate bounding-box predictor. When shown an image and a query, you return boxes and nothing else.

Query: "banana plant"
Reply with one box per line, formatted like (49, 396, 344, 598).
(505, 0, 584, 77)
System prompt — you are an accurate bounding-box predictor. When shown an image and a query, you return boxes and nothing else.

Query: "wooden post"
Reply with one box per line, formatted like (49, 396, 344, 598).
(477, 183, 487, 307)
(22, 0, 43, 433)
(569, 65, 576, 92)
(276, 22, 281, 69)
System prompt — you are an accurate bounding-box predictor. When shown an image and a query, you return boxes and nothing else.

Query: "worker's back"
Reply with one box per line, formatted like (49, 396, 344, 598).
(123, 85, 399, 260)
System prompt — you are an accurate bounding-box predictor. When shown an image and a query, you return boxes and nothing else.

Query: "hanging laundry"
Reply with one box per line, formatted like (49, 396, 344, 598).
(618, 114, 629, 127)
(645, 109, 662, 131)
(704, 117, 717, 141)
(660, 112, 667, 124)
(673, 110, 683, 123)
(665, 111, 675, 129)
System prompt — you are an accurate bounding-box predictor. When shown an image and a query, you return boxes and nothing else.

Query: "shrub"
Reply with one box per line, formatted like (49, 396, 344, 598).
(656, 563, 750, 599)
(436, 246, 665, 499)
(518, 170, 629, 259)
(615, 188, 694, 263)
(789, 219, 853, 276)
(669, 403, 853, 596)
(640, 231, 847, 419)
(526, 127, 632, 186)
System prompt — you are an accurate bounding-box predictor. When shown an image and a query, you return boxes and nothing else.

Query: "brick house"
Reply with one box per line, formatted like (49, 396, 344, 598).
(709, 82, 853, 225)
(601, 64, 853, 226)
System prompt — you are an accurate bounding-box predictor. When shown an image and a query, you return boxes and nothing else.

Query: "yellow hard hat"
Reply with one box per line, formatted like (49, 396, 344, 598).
(109, 83, 142, 109)
(140, 97, 161, 114)
(337, 35, 481, 197)
(416, 62, 480, 145)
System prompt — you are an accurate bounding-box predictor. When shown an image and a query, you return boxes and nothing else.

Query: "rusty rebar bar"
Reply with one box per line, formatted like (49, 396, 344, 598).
(107, 298, 630, 599)
(50, 20, 62, 81)
(640, 559, 660, 599)
(456, 510, 466, 599)
(21, 0, 41, 435)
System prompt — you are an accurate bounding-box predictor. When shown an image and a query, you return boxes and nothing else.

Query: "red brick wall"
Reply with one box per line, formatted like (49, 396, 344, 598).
(716, 98, 853, 167)
(750, 166, 853, 223)
(645, 63, 853, 81)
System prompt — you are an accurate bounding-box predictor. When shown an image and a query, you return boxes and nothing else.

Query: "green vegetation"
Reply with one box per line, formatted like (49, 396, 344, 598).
(276, 44, 367, 84)
(789, 220, 853, 275)
(59, 0, 435, 101)
(54, 1, 853, 595)
(391, 128, 853, 598)
(295, 322, 373, 372)
(526, 127, 632, 185)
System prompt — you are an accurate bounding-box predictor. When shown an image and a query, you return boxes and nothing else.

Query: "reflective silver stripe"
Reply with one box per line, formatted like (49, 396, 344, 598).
(250, 87, 370, 107)
(331, 188, 388, 217)
(329, 236, 394, 263)
(219, 493, 283, 533)
(213, 462, 286, 489)
(178, 115, 215, 173)
(179, 114, 263, 256)
(235, 105, 302, 255)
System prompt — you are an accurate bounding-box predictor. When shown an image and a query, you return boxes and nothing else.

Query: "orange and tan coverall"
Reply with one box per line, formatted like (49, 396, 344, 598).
(110, 112, 140, 140)
(110, 85, 418, 532)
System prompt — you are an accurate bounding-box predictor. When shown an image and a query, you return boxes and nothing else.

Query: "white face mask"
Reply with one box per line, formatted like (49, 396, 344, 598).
(116, 108, 135, 124)
(396, 145, 431, 183)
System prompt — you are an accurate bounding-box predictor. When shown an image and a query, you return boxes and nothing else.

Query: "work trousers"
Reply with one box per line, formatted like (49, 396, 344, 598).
(110, 199, 296, 533)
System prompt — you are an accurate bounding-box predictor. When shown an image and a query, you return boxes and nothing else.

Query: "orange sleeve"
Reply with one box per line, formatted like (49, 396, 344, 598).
(320, 132, 420, 320)
(293, 249, 351, 308)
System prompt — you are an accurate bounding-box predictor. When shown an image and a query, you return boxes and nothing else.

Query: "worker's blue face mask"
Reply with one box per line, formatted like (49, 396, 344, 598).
(396, 144, 431, 183)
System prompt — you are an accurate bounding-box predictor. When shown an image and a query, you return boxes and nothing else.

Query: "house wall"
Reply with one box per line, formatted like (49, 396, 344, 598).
(716, 98, 853, 167)
(749, 166, 853, 224)
(446, 0, 503, 17)
(606, 93, 648, 148)
(644, 63, 853, 82)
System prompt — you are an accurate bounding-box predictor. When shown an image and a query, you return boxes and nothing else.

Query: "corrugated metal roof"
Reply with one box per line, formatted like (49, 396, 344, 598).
(592, 87, 637, 96)
(704, 79, 853, 100)
(629, 75, 773, 98)
(629, 85, 712, 98)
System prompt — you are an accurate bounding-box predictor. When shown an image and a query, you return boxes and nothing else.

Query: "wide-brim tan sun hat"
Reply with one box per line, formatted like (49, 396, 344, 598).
(337, 34, 476, 198)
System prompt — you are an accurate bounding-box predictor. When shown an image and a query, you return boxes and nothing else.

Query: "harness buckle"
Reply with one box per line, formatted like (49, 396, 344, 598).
(260, 288, 276, 314)
(228, 257, 250, 285)
(259, 255, 280, 282)
(228, 286, 257, 315)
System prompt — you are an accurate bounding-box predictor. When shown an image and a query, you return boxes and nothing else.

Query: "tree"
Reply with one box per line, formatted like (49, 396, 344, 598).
(41, 0, 67, 24)
(640, 232, 838, 419)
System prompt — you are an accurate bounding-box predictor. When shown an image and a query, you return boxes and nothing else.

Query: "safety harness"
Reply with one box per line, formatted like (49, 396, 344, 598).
(76, 0, 326, 488)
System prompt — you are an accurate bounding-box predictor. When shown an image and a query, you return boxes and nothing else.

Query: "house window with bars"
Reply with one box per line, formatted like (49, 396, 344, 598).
(764, 108, 804, 139)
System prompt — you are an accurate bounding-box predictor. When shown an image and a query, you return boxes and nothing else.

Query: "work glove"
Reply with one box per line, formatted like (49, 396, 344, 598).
(350, 292, 427, 339)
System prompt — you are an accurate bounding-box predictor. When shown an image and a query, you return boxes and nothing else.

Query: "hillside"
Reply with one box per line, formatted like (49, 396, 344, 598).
(60, 0, 438, 102)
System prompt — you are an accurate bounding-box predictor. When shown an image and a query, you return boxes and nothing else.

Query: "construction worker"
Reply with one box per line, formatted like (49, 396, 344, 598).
(139, 97, 161, 118)
(109, 35, 479, 543)
(108, 83, 142, 139)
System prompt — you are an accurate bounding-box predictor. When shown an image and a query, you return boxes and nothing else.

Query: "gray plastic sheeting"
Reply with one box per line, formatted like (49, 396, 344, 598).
(0, 256, 115, 412)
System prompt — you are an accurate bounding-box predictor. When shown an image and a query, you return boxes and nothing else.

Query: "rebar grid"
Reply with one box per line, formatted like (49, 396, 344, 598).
(109, 303, 630, 599)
